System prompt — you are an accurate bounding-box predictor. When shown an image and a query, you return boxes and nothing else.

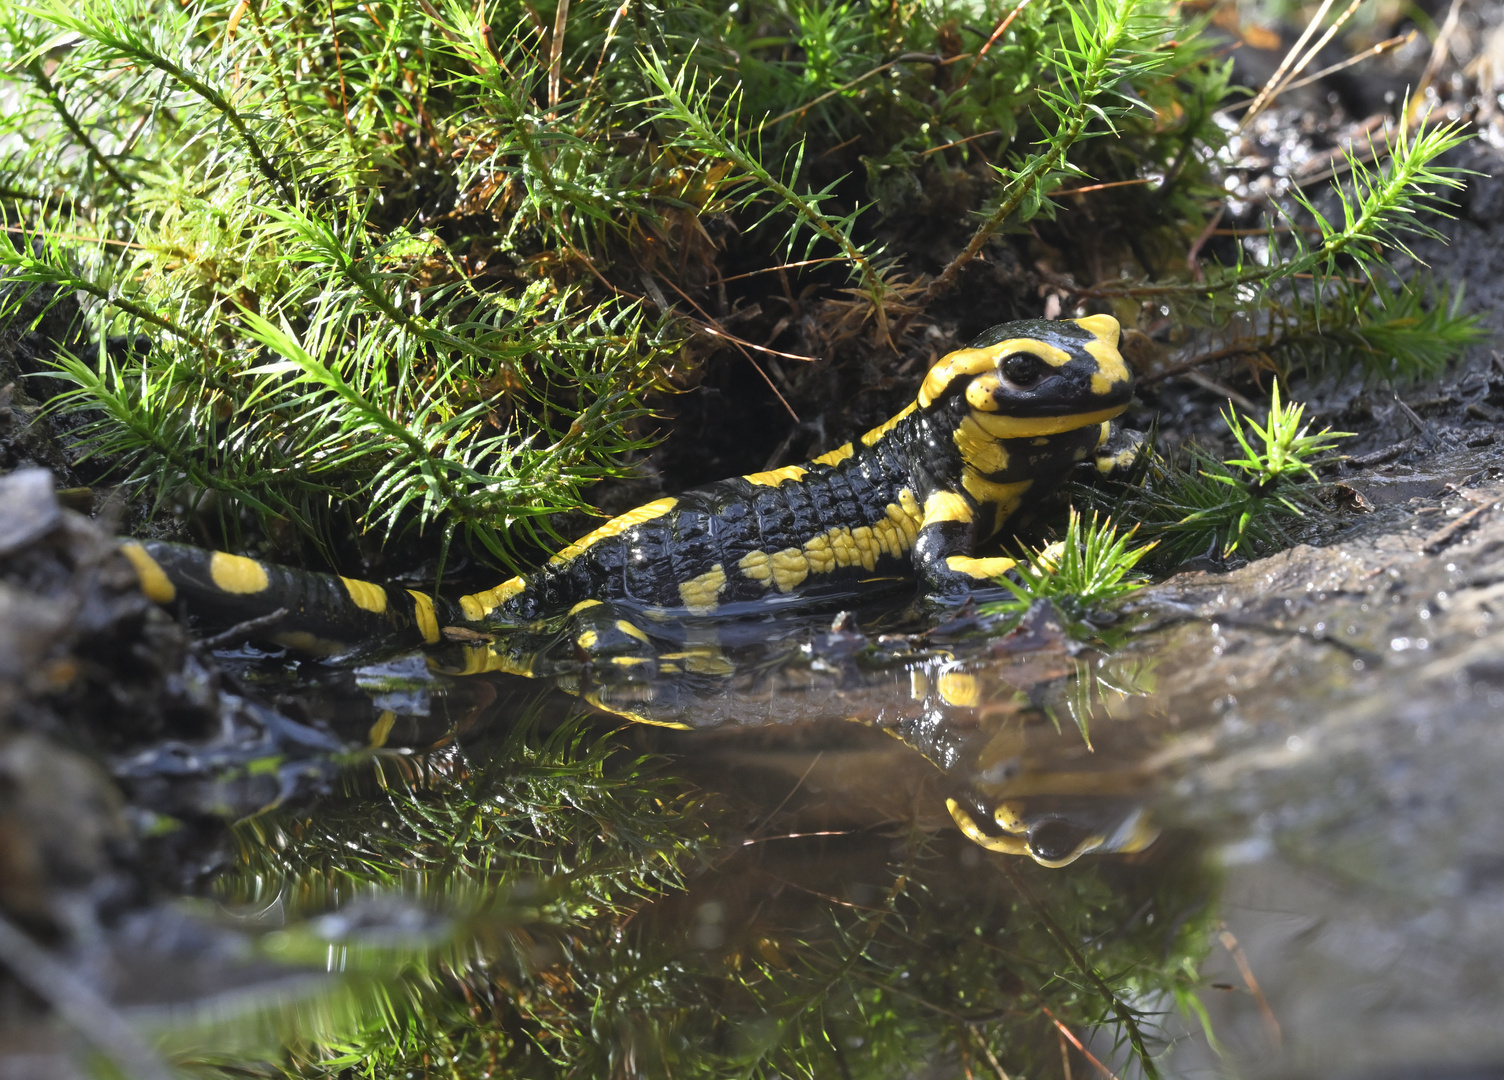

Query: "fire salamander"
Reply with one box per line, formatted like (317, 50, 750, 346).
(120, 315, 1139, 664)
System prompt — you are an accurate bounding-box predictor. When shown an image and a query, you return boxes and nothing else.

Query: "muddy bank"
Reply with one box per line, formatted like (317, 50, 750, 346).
(1121, 447, 1504, 1078)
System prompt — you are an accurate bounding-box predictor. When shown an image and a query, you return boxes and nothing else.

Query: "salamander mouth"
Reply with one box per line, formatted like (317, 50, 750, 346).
(1013, 396, 1130, 417)
(988, 361, 1135, 416)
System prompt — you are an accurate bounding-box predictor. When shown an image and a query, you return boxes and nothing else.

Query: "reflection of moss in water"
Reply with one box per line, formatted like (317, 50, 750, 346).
(210, 711, 1219, 1079)
(1046, 652, 1162, 749)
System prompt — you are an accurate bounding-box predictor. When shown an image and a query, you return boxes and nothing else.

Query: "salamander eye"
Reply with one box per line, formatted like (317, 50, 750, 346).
(1002, 353, 1045, 387)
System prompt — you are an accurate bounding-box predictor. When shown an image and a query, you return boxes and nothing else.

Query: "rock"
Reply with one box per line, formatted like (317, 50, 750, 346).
(0, 469, 59, 558)
(0, 734, 130, 929)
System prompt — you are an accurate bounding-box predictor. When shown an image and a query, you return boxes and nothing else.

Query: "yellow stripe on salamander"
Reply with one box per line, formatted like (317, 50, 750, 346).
(944, 554, 1019, 580)
(210, 552, 269, 594)
(953, 414, 1012, 475)
(659, 649, 736, 676)
(120, 542, 176, 604)
(946, 799, 1031, 856)
(936, 670, 981, 707)
(1074, 314, 1132, 397)
(459, 575, 526, 620)
(922, 492, 974, 525)
(741, 465, 807, 487)
(812, 442, 854, 466)
(860, 402, 917, 446)
(584, 690, 692, 730)
(615, 620, 651, 644)
(550, 497, 678, 565)
(341, 576, 388, 613)
(770, 548, 809, 593)
(677, 564, 727, 615)
(407, 590, 440, 643)
(369, 710, 396, 747)
(966, 404, 1126, 441)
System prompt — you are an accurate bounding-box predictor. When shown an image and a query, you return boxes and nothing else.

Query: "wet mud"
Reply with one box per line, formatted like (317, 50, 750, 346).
(1132, 450, 1504, 1079)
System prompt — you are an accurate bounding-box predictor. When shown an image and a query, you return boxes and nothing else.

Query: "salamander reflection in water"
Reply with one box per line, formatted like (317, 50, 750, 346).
(433, 601, 1162, 868)
(120, 315, 1153, 866)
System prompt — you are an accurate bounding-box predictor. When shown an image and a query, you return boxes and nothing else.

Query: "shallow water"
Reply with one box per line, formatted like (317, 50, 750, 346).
(33, 453, 1504, 1080)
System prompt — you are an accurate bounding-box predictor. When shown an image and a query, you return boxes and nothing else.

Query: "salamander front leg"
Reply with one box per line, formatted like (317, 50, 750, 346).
(1093, 421, 1147, 479)
(911, 492, 1018, 597)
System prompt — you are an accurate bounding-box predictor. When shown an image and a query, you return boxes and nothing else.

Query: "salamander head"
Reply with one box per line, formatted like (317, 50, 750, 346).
(917, 315, 1134, 438)
(946, 794, 1160, 868)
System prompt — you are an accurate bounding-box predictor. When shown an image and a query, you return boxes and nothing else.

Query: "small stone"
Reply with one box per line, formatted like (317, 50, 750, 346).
(0, 468, 61, 558)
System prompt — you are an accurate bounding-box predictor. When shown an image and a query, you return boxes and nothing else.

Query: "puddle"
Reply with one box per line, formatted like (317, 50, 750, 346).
(7, 456, 1504, 1078)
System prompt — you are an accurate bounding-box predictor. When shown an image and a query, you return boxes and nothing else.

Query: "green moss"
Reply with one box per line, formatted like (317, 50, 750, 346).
(0, 0, 1472, 572)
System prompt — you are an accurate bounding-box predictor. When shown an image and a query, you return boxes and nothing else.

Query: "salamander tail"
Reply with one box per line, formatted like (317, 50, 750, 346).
(120, 540, 456, 654)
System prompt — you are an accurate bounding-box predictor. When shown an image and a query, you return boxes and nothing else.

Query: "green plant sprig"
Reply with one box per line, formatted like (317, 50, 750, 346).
(1262, 275, 1485, 384)
(985, 507, 1157, 624)
(1073, 383, 1353, 566)
(1220, 379, 1349, 492)
(17, 0, 296, 201)
(641, 51, 898, 339)
(1092, 117, 1472, 304)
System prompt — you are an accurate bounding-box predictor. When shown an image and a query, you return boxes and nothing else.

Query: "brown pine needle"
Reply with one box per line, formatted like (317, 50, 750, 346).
(716, 256, 848, 285)
(591, 0, 631, 83)
(1, 224, 147, 250)
(966, 1025, 1013, 1080)
(1234, 0, 1340, 133)
(961, 0, 1039, 88)
(1051, 177, 1154, 196)
(1258, 0, 1368, 123)
(1041, 1006, 1121, 1080)
(1408, 0, 1464, 127)
(657, 274, 804, 421)
(817, 134, 863, 159)
(1219, 927, 1282, 1047)
(919, 129, 1004, 156)
(1277, 30, 1415, 96)
(547, 0, 570, 111)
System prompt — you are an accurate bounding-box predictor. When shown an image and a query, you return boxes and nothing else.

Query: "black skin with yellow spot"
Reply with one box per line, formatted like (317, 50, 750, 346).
(502, 436, 918, 619)
(123, 540, 448, 654)
(125, 315, 1136, 652)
